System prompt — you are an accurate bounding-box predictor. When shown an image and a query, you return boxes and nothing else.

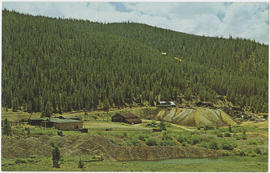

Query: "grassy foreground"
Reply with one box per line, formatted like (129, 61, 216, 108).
(2, 155, 268, 172)
(1, 108, 268, 172)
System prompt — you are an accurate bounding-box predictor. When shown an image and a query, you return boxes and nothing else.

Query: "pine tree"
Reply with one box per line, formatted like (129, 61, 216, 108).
(2, 118, 11, 136)
(52, 145, 61, 168)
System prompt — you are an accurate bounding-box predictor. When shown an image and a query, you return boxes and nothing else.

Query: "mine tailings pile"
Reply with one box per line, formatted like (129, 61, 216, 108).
(156, 107, 236, 127)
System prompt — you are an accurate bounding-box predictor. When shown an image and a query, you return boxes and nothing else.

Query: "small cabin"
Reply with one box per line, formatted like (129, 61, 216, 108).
(112, 113, 142, 124)
(161, 52, 167, 55)
(157, 101, 176, 107)
(29, 118, 46, 126)
(49, 118, 83, 130)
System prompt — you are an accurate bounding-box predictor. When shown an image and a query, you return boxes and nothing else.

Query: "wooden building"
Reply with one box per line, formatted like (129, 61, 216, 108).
(48, 118, 83, 130)
(30, 117, 83, 130)
(157, 101, 176, 107)
(112, 113, 142, 124)
(29, 118, 46, 126)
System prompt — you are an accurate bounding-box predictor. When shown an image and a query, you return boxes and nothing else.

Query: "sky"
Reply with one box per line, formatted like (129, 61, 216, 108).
(2, 1, 269, 44)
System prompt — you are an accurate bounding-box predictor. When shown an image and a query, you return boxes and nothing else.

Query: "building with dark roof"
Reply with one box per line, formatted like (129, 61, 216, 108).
(29, 117, 83, 130)
(112, 113, 142, 124)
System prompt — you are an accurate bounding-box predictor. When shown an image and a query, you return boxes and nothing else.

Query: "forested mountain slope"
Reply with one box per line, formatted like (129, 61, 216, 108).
(2, 10, 268, 115)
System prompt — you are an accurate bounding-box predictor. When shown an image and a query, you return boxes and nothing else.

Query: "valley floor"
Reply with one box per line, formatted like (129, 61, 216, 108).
(1, 108, 268, 172)
(2, 156, 268, 172)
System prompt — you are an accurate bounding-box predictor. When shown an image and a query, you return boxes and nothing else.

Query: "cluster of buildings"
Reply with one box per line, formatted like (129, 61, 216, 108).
(29, 116, 83, 130)
(27, 101, 177, 130)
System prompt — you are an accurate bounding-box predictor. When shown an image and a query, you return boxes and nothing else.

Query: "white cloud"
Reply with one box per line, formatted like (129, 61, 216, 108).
(2, 2, 269, 44)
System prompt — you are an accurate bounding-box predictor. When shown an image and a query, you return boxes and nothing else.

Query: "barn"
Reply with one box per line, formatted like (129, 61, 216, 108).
(112, 113, 142, 124)
(49, 118, 83, 130)
(29, 118, 47, 126)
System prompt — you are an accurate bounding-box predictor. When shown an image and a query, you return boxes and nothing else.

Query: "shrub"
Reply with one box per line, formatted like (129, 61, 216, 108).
(147, 121, 158, 127)
(105, 128, 112, 131)
(78, 158, 84, 168)
(159, 120, 166, 130)
(15, 159, 26, 164)
(217, 133, 223, 138)
(177, 134, 188, 143)
(162, 132, 173, 140)
(146, 138, 157, 146)
(254, 148, 262, 155)
(222, 151, 230, 156)
(204, 125, 215, 130)
(165, 122, 172, 127)
(138, 134, 147, 141)
(122, 132, 128, 138)
(197, 126, 203, 130)
(131, 139, 140, 146)
(209, 141, 219, 150)
(241, 134, 247, 140)
(160, 139, 176, 146)
(109, 138, 115, 144)
(197, 142, 209, 149)
(182, 142, 187, 147)
(224, 132, 231, 137)
(247, 138, 264, 145)
(188, 135, 202, 145)
(221, 139, 237, 150)
(234, 148, 248, 156)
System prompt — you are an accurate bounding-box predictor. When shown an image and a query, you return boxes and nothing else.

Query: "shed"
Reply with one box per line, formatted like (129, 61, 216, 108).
(112, 113, 142, 124)
(169, 101, 176, 107)
(29, 118, 46, 126)
(56, 115, 81, 120)
(157, 101, 176, 107)
(40, 120, 54, 128)
(161, 52, 167, 55)
(49, 118, 83, 130)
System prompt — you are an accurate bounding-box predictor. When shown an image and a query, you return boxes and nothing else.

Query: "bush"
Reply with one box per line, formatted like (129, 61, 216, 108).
(160, 139, 176, 146)
(15, 159, 26, 164)
(221, 139, 237, 150)
(78, 158, 84, 168)
(254, 148, 262, 155)
(197, 141, 209, 149)
(162, 132, 173, 140)
(177, 134, 188, 143)
(209, 141, 219, 150)
(247, 138, 264, 145)
(234, 148, 248, 156)
(130, 139, 140, 146)
(204, 125, 215, 130)
(182, 142, 187, 147)
(188, 135, 202, 145)
(241, 134, 247, 140)
(147, 121, 158, 127)
(224, 132, 231, 137)
(222, 151, 230, 156)
(138, 134, 147, 141)
(105, 128, 112, 131)
(146, 138, 157, 146)
(217, 133, 223, 138)
(122, 132, 128, 138)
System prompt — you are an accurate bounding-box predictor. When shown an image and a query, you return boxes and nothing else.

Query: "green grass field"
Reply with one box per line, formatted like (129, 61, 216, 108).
(1, 108, 268, 171)
(2, 155, 268, 172)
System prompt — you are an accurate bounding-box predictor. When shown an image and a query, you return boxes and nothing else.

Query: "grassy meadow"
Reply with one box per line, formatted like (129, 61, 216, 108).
(1, 108, 268, 172)
(2, 155, 268, 172)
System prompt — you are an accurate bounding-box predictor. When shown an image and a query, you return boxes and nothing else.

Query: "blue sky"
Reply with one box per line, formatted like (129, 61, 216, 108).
(2, 2, 269, 44)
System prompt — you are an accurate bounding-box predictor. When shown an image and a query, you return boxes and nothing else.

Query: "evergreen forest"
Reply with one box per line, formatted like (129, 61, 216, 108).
(2, 10, 268, 115)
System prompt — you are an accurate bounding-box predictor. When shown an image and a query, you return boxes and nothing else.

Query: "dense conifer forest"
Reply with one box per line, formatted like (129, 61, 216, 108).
(2, 10, 268, 115)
